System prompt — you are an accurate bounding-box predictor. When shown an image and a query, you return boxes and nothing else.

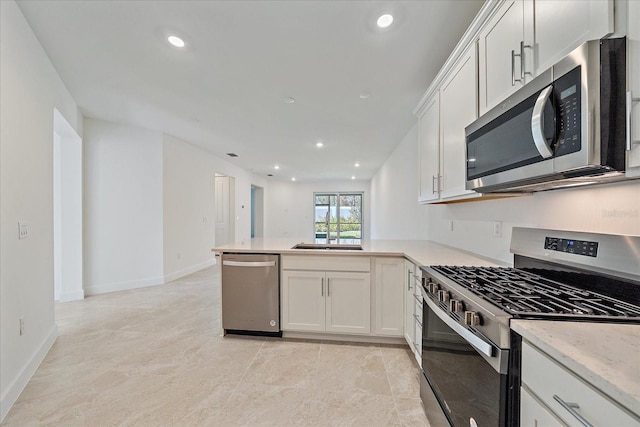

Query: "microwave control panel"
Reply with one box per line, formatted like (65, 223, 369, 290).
(554, 66, 581, 156)
(545, 236, 598, 257)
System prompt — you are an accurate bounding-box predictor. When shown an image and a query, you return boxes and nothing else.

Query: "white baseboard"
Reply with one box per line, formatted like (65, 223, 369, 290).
(59, 289, 84, 302)
(163, 259, 216, 284)
(0, 325, 57, 422)
(84, 275, 164, 296)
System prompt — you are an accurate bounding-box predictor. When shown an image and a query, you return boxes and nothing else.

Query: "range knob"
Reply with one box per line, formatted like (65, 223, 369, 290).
(449, 299, 464, 313)
(464, 311, 481, 327)
(427, 281, 439, 294)
(438, 290, 450, 302)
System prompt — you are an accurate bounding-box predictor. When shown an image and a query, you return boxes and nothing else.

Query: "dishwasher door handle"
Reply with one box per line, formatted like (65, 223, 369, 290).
(222, 260, 277, 267)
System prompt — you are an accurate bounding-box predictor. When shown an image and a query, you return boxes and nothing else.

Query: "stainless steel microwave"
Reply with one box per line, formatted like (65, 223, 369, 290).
(465, 38, 628, 193)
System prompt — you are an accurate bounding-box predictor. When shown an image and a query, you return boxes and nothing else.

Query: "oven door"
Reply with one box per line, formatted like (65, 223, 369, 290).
(421, 293, 509, 427)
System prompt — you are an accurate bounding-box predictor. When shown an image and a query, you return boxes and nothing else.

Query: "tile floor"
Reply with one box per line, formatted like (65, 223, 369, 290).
(2, 265, 430, 426)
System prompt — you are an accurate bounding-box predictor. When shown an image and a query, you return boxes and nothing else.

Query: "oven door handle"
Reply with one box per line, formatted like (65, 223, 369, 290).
(424, 296, 494, 358)
(531, 85, 554, 159)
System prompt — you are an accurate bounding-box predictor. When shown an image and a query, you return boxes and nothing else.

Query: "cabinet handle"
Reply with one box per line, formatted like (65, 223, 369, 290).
(321, 277, 324, 296)
(413, 313, 423, 328)
(553, 395, 594, 427)
(432, 175, 437, 194)
(327, 278, 330, 297)
(407, 269, 412, 291)
(626, 91, 640, 151)
(520, 41, 531, 81)
(511, 49, 517, 86)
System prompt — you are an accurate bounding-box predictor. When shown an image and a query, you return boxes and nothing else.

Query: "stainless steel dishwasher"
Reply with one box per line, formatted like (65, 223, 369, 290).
(221, 253, 281, 336)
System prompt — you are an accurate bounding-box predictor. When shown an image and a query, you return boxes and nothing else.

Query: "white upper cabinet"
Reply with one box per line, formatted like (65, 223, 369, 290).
(440, 44, 479, 200)
(627, 0, 640, 175)
(418, 94, 440, 203)
(478, 0, 526, 116)
(479, 0, 613, 116)
(523, 0, 613, 77)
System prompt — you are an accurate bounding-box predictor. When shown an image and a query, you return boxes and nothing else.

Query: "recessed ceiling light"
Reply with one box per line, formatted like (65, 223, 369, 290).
(284, 97, 295, 104)
(167, 35, 185, 48)
(226, 152, 238, 157)
(377, 13, 394, 29)
(359, 92, 370, 99)
(316, 142, 324, 148)
(274, 165, 280, 170)
(354, 162, 360, 167)
(291, 177, 296, 181)
(351, 176, 356, 180)
(267, 174, 274, 177)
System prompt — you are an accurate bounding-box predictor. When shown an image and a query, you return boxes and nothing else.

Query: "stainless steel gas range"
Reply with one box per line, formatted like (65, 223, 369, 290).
(419, 227, 640, 427)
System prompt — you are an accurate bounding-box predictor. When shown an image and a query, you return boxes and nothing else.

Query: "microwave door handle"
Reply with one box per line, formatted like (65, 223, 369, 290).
(531, 86, 554, 159)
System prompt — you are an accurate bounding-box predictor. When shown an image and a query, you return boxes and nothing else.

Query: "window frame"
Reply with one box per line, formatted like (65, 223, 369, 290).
(313, 191, 364, 244)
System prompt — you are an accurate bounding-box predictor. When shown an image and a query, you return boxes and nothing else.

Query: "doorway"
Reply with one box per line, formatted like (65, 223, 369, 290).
(214, 174, 235, 246)
(53, 109, 83, 302)
(251, 185, 264, 239)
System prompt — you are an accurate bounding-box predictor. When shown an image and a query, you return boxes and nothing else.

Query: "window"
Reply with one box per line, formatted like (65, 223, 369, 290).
(314, 192, 363, 244)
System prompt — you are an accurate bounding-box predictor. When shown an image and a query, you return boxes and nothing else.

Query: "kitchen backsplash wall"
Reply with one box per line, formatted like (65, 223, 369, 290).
(264, 179, 371, 241)
(371, 123, 640, 264)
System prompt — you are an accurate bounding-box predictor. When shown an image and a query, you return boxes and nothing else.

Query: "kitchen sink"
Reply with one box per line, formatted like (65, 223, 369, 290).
(291, 243, 363, 250)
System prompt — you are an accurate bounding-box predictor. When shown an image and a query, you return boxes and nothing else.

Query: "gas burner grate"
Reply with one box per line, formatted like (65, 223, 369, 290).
(430, 266, 640, 319)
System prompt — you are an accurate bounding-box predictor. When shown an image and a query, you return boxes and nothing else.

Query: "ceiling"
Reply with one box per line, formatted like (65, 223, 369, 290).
(18, 0, 484, 182)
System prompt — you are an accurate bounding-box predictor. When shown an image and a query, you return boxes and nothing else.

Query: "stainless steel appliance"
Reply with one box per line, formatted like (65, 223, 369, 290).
(221, 253, 281, 336)
(465, 38, 630, 193)
(419, 227, 640, 426)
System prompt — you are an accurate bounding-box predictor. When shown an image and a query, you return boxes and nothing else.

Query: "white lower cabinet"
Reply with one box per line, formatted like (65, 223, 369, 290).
(281, 270, 370, 334)
(520, 387, 564, 427)
(373, 258, 405, 337)
(521, 340, 640, 426)
(403, 261, 422, 365)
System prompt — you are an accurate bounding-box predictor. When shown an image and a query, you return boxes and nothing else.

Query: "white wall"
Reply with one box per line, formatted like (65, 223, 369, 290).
(370, 126, 640, 264)
(427, 180, 640, 263)
(83, 119, 164, 294)
(370, 124, 430, 240)
(162, 134, 217, 280)
(265, 180, 371, 241)
(0, 0, 82, 420)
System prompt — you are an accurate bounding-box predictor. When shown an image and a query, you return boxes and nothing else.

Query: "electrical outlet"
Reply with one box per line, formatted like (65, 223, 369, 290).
(19, 318, 25, 336)
(493, 221, 502, 238)
(18, 221, 29, 239)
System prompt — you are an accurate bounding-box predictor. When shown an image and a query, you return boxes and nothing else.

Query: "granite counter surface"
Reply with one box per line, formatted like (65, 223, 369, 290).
(212, 238, 509, 267)
(511, 319, 640, 417)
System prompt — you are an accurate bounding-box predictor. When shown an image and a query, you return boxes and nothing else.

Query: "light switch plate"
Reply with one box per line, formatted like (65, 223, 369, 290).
(18, 221, 29, 239)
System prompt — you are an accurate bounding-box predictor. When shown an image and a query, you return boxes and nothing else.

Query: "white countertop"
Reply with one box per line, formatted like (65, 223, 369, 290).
(212, 238, 509, 267)
(512, 319, 640, 417)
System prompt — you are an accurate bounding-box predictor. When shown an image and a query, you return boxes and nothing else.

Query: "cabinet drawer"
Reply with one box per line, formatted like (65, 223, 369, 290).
(521, 341, 639, 426)
(282, 255, 370, 272)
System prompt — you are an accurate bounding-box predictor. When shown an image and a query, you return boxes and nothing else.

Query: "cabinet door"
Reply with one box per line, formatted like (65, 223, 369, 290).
(628, 0, 640, 175)
(403, 261, 416, 346)
(281, 271, 325, 332)
(373, 258, 405, 337)
(520, 387, 565, 427)
(325, 272, 371, 334)
(478, 0, 525, 115)
(521, 341, 640, 426)
(418, 93, 441, 203)
(524, 0, 613, 78)
(440, 44, 480, 200)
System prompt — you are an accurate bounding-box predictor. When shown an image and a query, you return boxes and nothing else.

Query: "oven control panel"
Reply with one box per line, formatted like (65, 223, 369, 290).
(545, 237, 598, 257)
